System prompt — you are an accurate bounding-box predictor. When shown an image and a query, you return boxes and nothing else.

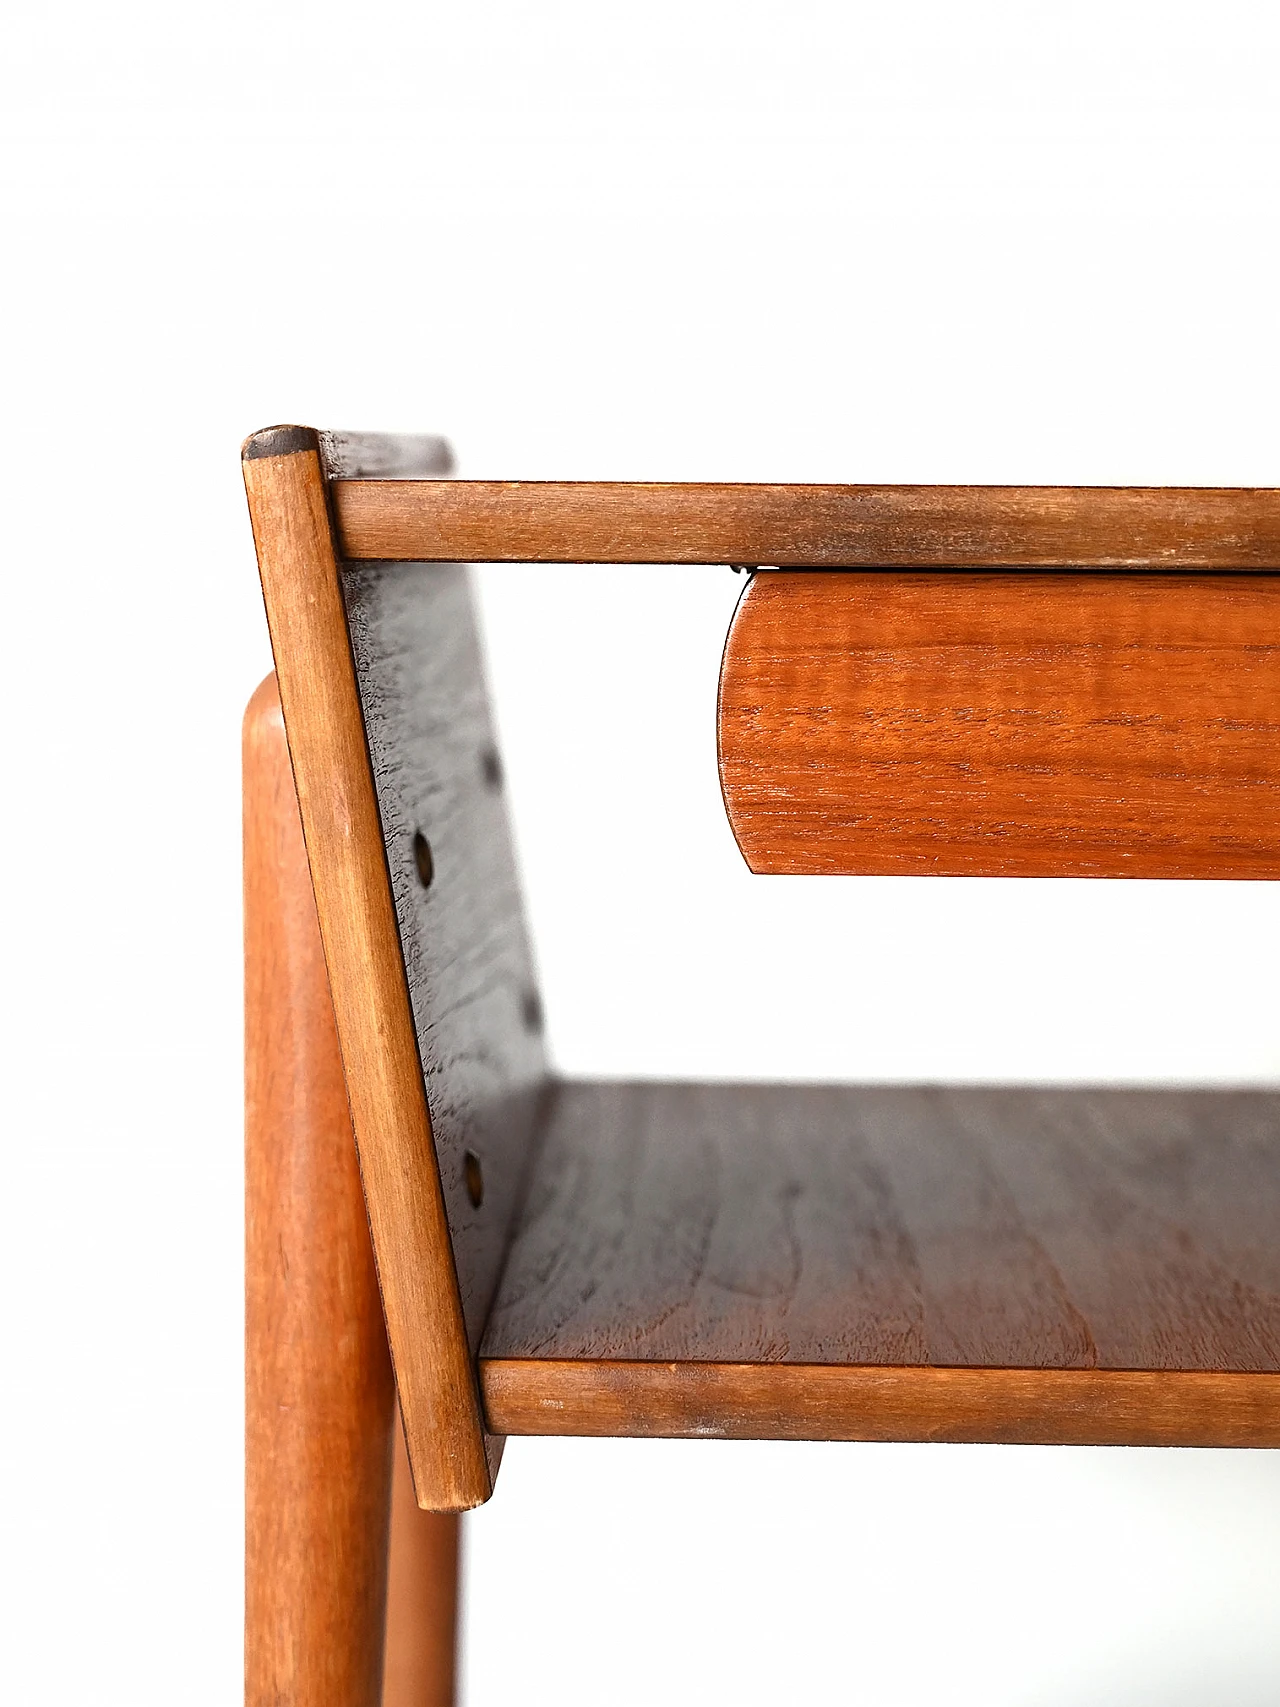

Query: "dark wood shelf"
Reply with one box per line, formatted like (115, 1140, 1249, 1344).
(479, 1082, 1280, 1447)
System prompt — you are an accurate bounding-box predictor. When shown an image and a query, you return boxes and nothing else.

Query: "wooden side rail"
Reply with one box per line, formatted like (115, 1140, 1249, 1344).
(244, 428, 547, 1511)
(331, 479, 1280, 568)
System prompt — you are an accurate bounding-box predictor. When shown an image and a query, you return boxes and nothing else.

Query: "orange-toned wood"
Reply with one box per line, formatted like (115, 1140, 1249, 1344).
(246, 675, 461, 1705)
(383, 1415, 460, 1707)
(480, 1361, 1280, 1448)
(247, 434, 1280, 1475)
(244, 675, 394, 1707)
(242, 429, 492, 1510)
(718, 571, 1280, 877)
(332, 480, 1280, 567)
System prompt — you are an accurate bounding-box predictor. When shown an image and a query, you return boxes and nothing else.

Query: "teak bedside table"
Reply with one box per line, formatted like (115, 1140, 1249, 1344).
(241, 426, 1280, 1706)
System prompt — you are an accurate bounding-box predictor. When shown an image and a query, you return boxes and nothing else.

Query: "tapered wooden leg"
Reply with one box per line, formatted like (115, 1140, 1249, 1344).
(245, 672, 395, 1705)
(245, 673, 461, 1707)
(384, 1419, 461, 1707)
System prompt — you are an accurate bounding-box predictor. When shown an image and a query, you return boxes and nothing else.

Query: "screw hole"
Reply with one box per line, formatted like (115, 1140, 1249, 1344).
(463, 1150, 484, 1209)
(412, 831, 434, 890)
(480, 745, 504, 791)
(521, 989, 544, 1034)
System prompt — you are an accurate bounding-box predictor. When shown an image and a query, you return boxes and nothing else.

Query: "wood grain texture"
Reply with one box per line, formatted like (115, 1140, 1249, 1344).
(243, 431, 516, 1509)
(244, 676, 394, 1707)
(332, 481, 1280, 567)
(383, 1411, 459, 1707)
(342, 559, 547, 1359)
(479, 1081, 1280, 1445)
(481, 1361, 1280, 1447)
(718, 571, 1280, 877)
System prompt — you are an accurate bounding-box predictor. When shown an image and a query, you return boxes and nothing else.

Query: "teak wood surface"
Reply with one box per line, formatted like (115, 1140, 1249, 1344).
(244, 679, 460, 1707)
(244, 430, 548, 1510)
(245, 428, 1280, 1489)
(719, 571, 1280, 877)
(244, 678, 395, 1706)
(481, 1361, 1280, 1448)
(480, 1081, 1280, 1447)
(332, 480, 1280, 567)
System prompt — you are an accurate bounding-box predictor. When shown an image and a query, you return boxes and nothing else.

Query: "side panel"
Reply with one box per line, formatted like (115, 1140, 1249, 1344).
(244, 431, 546, 1508)
(343, 560, 547, 1353)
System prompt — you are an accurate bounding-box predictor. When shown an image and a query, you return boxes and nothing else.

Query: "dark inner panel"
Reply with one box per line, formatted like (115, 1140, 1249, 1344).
(482, 1082, 1280, 1372)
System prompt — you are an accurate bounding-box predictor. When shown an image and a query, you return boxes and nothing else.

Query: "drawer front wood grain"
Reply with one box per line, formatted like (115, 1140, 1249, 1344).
(718, 572, 1280, 877)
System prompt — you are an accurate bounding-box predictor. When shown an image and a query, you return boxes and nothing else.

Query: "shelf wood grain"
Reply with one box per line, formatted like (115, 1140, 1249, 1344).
(332, 481, 1280, 567)
(718, 571, 1280, 878)
(479, 1081, 1280, 1447)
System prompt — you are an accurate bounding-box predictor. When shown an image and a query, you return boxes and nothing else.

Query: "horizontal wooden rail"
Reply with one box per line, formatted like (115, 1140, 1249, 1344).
(480, 1361, 1280, 1449)
(332, 481, 1280, 567)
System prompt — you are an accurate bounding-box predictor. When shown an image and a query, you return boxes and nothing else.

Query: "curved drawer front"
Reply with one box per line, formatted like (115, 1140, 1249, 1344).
(718, 572, 1280, 878)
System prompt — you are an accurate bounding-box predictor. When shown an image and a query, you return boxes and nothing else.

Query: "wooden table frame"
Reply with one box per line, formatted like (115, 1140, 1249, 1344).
(241, 425, 1280, 1707)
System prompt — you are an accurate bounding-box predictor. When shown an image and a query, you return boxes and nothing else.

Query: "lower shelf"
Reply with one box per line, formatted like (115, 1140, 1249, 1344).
(477, 1081, 1280, 1448)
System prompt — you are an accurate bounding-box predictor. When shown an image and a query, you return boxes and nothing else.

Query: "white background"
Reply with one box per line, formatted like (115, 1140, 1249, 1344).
(5, 3, 1280, 1701)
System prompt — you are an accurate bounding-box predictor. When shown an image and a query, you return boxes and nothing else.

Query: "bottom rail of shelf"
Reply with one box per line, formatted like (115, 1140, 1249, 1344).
(480, 1359, 1280, 1449)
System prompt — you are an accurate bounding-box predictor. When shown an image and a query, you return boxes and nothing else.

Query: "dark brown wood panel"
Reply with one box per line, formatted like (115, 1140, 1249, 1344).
(718, 572, 1280, 877)
(343, 559, 547, 1355)
(333, 480, 1280, 567)
(481, 1360, 1280, 1448)
(953, 1088, 1280, 1370)
(478, 1082, 1280, 1443)
(482, 1080, 938, 1365)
